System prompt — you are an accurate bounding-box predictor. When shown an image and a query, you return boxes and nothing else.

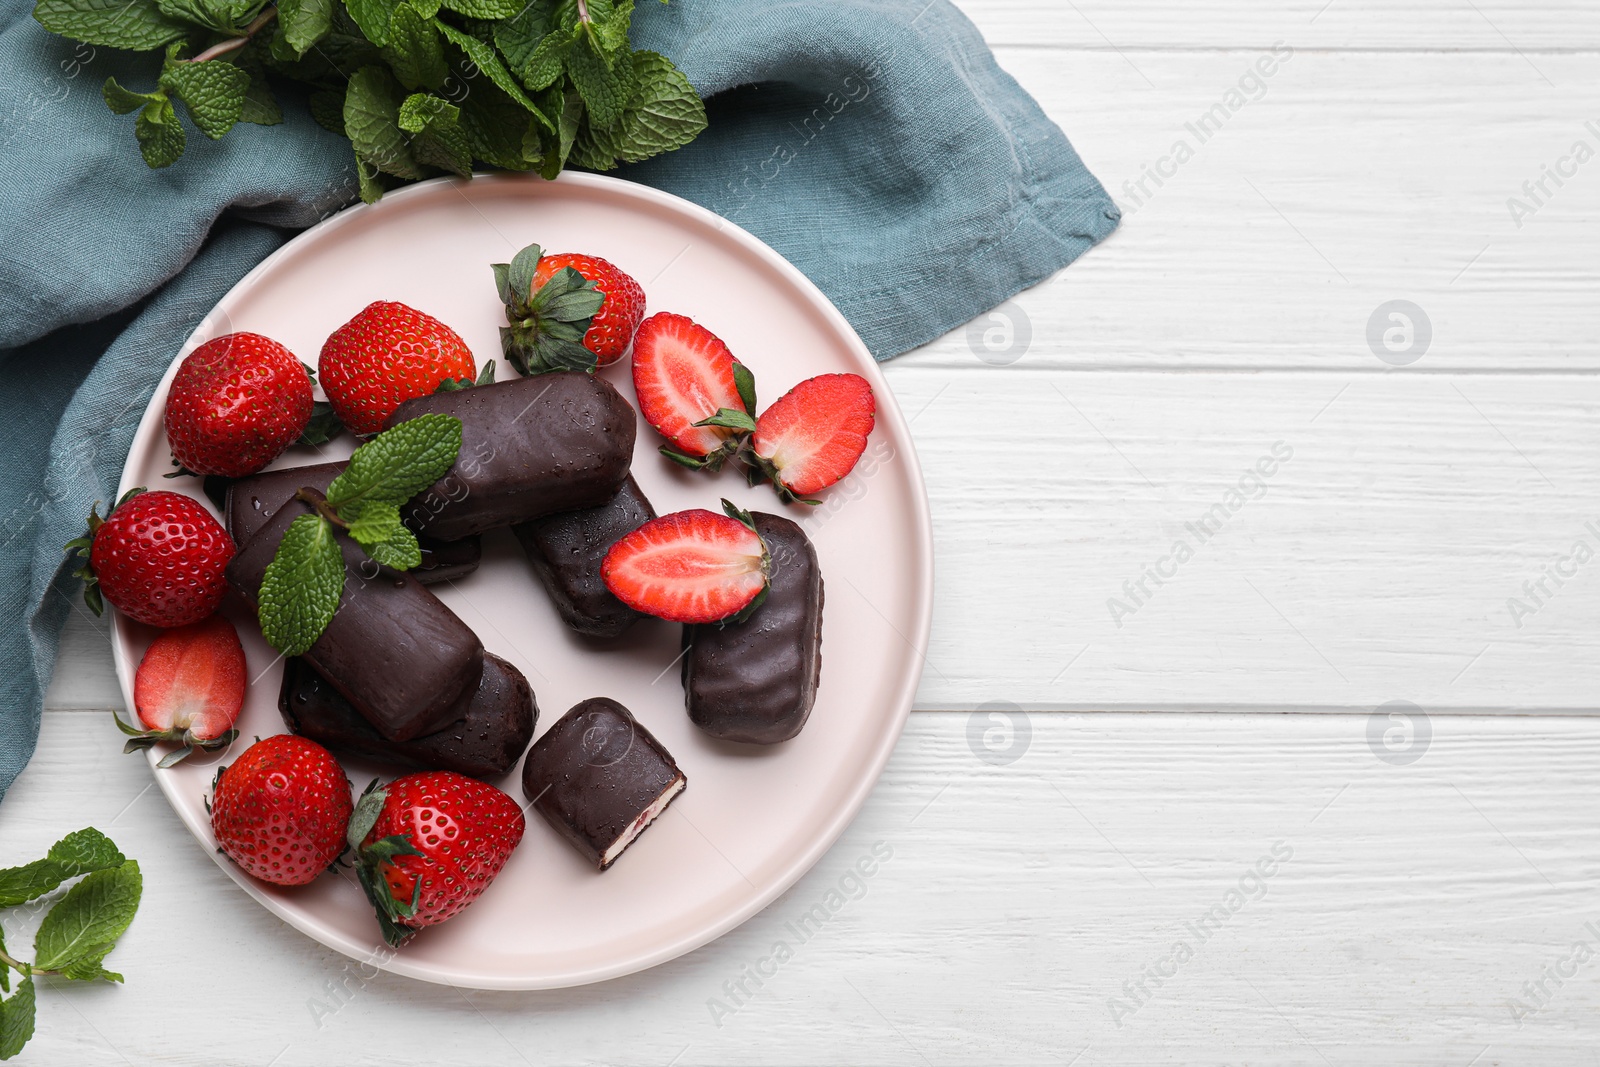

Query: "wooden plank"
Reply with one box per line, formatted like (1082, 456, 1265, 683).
(44, 369, 1600, 713)
(900, 49, 1600, 370)
(960, 0, 1600, 50)
(5, 710, 1599, 1064)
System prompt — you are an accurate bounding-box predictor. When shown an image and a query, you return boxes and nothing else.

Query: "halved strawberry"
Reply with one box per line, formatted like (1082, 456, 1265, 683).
(631, 313, 756, 471)
(749, 374, 876, 503)
(601, 502, 770, 624)
(122, 615, 245, 767)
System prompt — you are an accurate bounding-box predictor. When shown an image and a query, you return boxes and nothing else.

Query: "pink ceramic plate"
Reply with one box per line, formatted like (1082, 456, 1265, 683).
(110, 172, 933, 989)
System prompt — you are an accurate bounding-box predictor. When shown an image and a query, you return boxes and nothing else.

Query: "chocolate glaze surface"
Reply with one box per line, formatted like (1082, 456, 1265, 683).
(279, 652, 535, 779)
(386, 373, 636, 541)
(513, 475, 654, 638)
(682, 513, 823, 745)
(225, 496, 484, 742)
(224, 461, 480, 584)
(521, 697, 685, 871)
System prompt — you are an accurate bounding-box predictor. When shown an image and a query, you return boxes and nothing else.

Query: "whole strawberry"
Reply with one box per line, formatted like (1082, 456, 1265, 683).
(121, 615, 245, 767)
(531, 253, 645, 365)
(164, 332, 313, 477)
(349, 771, 525, 945)
(210, 735, 353, 887)
(66, 488, 234, 627)
(319, 301, 478, 435)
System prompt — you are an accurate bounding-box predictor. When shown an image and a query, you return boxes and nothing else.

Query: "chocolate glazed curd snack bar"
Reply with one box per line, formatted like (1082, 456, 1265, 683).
(224, 461, 481, 583)
(280, 652, 535, 779)
(385, 372, 637, 541)
(225, 496, 484, 742)
(513, 475, 655, 638)
(682, 513, 823, 744)
(521, 698, 685, 871)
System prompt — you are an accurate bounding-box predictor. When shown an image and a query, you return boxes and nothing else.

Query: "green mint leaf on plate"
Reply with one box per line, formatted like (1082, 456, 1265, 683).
(0, 975, 35, 1061)
(435, 19, 551, 128)
(342, 500, 422, 570)
(381, 3, 447, 91)
(345, 0, 401, 45)
(160, 59, 250, 140)
(398, 93, 471, 176)
(277, 0, 333, 56)
(325, 413, 462, 509)
(345, 65, 424, 180)
(259, 513, 345, 656)
(33, 0, 188, 50)
(32, 860, 142, 975)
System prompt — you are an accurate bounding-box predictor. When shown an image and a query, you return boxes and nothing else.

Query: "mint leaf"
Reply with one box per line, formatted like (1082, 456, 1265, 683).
(33, 860, 141, 974)
(58, 948, 123, 984)
(161, 59, 250, 139)
(398, 92, 470, 176)
(277, 0, 333, 56)
(155, 0, 250, 33)
(492, 0, 555, 74)
(33, 0, 188, 50)
(325, 413, 462, 509)
(539, 86, 582, 179)
(351, 509, 422, 571)
(236, 52, 283, 125)
(457, 81, 540, 170)
(564, 31, 627, 128)
(133, 92, 186, 168)
(344, 0, 399, 44)
(436, 0, 518, 16)
(259, 514, 344, 656)
(344, 65, 423, 179)
(382, 2, 446, 91)
(103, 77, 159, 115)
(0, 976, 35, 1061)
(435, 19, 550, 128)
(521, 27, 574, 93)
(48, 828, 125, 877)
(592, 0, 632, 55)
(309, 88, 346, 136)
(594, 50, 704, 164)
(343, 498, 403, 545)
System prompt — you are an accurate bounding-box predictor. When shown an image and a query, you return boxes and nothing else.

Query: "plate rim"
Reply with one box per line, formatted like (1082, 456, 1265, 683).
(111, 170, 934, 990)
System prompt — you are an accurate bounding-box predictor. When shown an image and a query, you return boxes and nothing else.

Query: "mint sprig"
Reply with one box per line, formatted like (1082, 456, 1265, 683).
(0, 830, 142, 1061)
(34, 0, 706, 197)
(257, 414, 462, 656)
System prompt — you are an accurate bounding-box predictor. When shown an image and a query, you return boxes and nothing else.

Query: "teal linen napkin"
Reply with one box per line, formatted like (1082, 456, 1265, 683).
(0, 0, 1118, 801)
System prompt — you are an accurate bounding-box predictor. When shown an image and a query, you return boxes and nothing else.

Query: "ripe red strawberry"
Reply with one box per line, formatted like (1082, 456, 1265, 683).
(121, 615, 245, 767)
(532, 253, 645, 365)
(631, 313, 755, 471)
(749, 374, 876, 503)
(210, 735, 353, 887)
(318, 301, 477, 435)
(66, 488, 234, 627)
(349, 771, 525, 945)
(601, 502, 770, 624)
(164, 332, 314, 477)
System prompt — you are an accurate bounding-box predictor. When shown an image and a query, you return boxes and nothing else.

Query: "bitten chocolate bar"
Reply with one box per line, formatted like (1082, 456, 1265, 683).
(513, 475, 655, 638)
(681, 513, 823, 744)
(225, 496, 484, 742)
(279, 652, 535, 779)
(385, 373, 636, 541)
(224, 461, 481, 584)
(521, 698, 685, 871)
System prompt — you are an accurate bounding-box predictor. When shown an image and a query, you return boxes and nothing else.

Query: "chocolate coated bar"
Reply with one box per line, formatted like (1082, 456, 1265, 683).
(385, 373, 636, 541)
(224, 461, 480, 584)
(521, 698, 685, 871)
(279, 652, 535, 779)
(681, 513, 823, 744)
(225, 496, 484, 742)
(512, 475, 654, 638)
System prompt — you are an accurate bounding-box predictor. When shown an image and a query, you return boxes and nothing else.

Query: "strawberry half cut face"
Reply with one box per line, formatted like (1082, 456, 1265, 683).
(601, 505, 770, 624)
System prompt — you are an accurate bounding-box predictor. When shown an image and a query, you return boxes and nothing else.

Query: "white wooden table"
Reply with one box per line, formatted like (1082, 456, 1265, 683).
(8, 2, 1600, 1062)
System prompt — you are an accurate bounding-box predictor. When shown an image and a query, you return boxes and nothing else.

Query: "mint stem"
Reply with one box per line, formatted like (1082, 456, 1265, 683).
(294, 486, 347, 530)
(0, 946, 57, 978)
(187, 6, 278, 64)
